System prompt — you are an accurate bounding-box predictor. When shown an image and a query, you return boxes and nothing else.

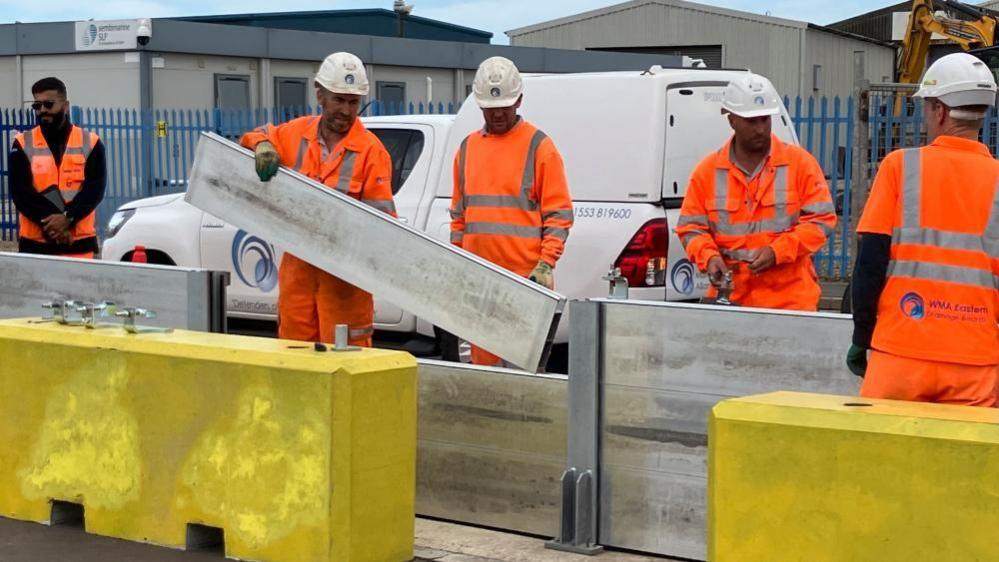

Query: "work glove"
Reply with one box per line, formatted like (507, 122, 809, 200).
(254, 141, 280, 182)
(846, 344, 868, 378)
(528, 261, 555, 290)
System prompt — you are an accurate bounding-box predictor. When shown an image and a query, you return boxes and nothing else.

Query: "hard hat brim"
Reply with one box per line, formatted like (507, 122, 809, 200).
(724, 106, 780, 118)
(917, 89, 997, 108)
(475, 94, 521, 109)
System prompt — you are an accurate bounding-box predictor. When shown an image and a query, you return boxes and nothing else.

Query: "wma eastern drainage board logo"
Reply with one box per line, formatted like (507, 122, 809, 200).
(81, 24, 98, 47)
(232, 230, 277, 293)
(671, 259, 696, 296)
(900, 292, 925, 320)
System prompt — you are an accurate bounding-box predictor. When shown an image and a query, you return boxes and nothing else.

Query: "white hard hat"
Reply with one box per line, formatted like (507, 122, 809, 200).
(721, 74, 782, 118)
(913, 53, 997, 111)
(315, 52, 369, 96)
(472, 56, 523, 109)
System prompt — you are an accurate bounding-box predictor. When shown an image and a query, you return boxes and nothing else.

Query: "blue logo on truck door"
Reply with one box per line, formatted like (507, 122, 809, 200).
(671, 259, 695, 296)
(231, 230, 278, 293)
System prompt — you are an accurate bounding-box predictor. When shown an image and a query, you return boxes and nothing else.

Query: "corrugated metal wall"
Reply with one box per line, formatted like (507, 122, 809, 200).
(804, 29, 895, 100)
(508, 1, 896, 100)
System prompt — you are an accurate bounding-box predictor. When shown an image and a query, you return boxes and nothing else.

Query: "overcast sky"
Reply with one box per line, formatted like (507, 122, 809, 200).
(0, 0, 906, 42)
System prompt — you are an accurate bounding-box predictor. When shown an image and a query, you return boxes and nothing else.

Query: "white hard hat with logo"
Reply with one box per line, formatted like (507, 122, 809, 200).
(721, 73, 782, 118)
(913, 52, 997, 117)
(315, 52, 369, 96)
(472, 56, 523, 109)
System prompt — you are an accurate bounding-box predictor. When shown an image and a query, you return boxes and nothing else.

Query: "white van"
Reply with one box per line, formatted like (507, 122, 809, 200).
(102, 66, 799, 358)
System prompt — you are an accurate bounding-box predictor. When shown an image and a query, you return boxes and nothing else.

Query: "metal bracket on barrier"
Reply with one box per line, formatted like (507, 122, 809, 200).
(546, 300, 604, 555)
(602, 267, 629, 300)
(116, 307, 173, 334)
(38, 299, 83, 325)
(546, 467, 603, 554)
(330, 324, 362, 352)
(77, 301, 118, 329)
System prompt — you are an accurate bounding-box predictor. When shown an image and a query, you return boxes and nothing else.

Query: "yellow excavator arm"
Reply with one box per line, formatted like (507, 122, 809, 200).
(897, 0, 996, 85)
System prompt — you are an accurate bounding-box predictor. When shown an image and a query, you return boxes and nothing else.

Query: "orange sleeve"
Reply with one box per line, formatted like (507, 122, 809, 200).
(856, 150, 902, 236)
(534, 138, 573, 267)
(358, 142, 397, 218)
(676, 159, 721, 272)
(770, 150, 838, 265)
(449, 141, 466, 248)
(239, 123, 280, 152)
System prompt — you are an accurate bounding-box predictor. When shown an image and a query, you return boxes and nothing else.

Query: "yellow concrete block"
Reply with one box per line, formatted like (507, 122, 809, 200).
(0, 318, 417, 562)
(708, 391, 999, 562)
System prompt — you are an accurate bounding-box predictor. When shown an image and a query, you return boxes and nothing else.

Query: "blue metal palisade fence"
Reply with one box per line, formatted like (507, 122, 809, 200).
(0, 96, 902, 280)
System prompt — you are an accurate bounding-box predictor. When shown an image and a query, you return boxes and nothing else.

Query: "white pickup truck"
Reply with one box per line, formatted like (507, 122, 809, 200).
(103, 66, 799, 357)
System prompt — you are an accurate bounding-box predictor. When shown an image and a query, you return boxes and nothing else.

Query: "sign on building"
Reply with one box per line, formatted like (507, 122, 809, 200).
(75, 19, 150, 51)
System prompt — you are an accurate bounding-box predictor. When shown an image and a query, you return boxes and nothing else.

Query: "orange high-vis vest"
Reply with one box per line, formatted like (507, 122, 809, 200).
(676, 135, 837, 310)
(450, 119, 573, 277)
(14, 125, 99, 243)
(240, 116, 396, 346)
(858, 136, 999, 366)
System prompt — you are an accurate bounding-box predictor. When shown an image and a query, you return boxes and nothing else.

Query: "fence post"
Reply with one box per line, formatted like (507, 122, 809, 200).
(848, 52, 870, 277)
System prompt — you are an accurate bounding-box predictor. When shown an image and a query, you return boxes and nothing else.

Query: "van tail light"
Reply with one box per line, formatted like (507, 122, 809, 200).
(613, 219, 668, 288)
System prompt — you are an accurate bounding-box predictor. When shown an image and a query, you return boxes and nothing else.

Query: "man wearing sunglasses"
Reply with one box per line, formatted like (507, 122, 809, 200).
(9, 77, 106, 258)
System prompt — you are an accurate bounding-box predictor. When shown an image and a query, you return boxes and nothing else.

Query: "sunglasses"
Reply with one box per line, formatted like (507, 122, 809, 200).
(31, 100, 58, 111)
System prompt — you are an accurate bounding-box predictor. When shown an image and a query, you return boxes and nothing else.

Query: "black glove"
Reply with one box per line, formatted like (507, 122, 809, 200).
(846, 344, 868, 378)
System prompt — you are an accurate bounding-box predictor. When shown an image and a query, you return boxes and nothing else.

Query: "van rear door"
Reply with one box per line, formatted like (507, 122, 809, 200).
(661, 81, 732, 200)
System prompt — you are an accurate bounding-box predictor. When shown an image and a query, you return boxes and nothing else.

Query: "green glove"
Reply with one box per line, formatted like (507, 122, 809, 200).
(254, 141, 280, 182)
(846, 344, 868, 378)
(528, 261, 555, 290)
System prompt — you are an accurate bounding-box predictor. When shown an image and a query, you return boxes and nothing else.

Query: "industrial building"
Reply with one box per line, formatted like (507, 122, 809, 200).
(506, 0, 897, 100)
(0, 11, 679, 112)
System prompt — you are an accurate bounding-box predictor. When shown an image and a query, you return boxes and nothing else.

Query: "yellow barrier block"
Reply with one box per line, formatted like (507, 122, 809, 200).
(709, 391, 999, 562)
(0, 319, 417, 562)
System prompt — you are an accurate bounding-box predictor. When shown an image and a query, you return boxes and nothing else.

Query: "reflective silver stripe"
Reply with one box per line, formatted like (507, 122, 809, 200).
(888, 260, 998, 290)
(361, 198, 396, 214)
(450, 231, 464, 243)
(519, 130, 548, 200)
(720, 248, 758, 262)
(457, 137, 469, 196)
(335, 151, 357, 194)
(349, 326, 374, 338)
(64, 147, 85, 156)
(774, 165, 788, 210)
(892, 227, 985, 252)
(713, 169, 731, 225)
(542, 227, 570, 241)
(901, 148, 921, 228)
(815, 221, 836, 237)
(542, 209, 574, 222)
(294, 138, 308, 170)
(801, 202, 836, 215)
(465, 194, 537, 211)
(464, 222, 542, 238)
(80, 129, 92, 160)
(61, 189, 80, 203)
(680, 232, 706, 247)
(677, 214, 709, 227)
(710, 215, 797, 236)
(986, 185, 999, 258)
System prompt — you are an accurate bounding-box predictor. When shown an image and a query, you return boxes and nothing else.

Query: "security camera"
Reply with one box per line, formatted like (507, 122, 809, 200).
(136, 18, 152, 46)
(393, 0, 414, 15)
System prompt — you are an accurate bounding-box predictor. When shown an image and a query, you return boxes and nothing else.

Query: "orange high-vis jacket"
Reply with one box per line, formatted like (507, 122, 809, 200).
(240, 115, 397, 216)
(858, 135, 999, 366)
(450, 119, 573, 277)
(240, 116, 396, 347)
(676, 134, 837, 310)
(14, 125, 99, 243)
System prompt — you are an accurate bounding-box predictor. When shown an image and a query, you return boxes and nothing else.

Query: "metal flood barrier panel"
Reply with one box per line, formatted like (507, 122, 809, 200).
(186, 133, 565, 371)
(555, 300, 860, 560)
(415, 360, 567, 537)
(0, 252, 227, 332)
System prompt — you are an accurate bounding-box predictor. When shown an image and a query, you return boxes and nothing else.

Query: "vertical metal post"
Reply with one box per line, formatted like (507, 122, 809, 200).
(139, 49, 154, 198)
(546, 299, 603, 555)
(849, 51, 870, 276)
